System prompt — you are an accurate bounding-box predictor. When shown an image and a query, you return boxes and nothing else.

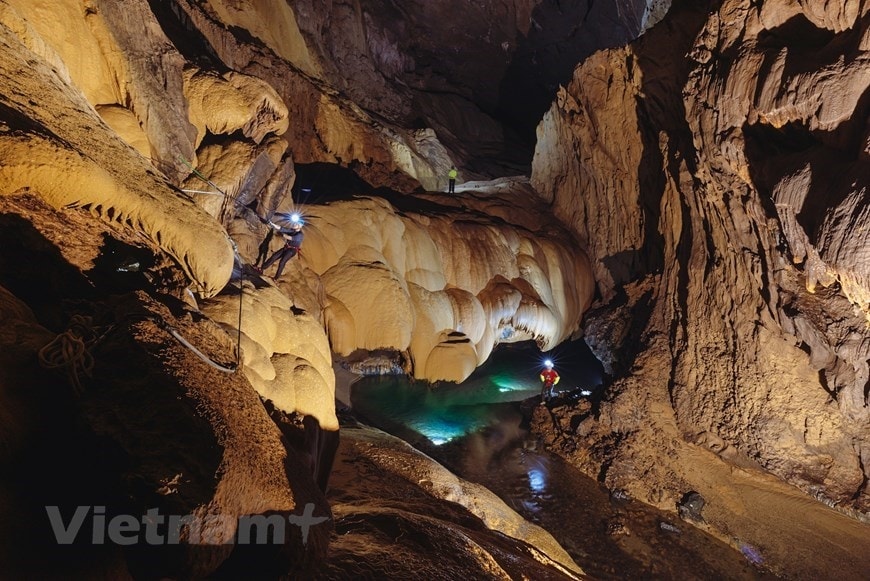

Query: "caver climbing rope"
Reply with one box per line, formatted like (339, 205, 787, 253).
(175, 157, 266, 368)
(229, 239, 244, 369)
(175, 156, 247, 367)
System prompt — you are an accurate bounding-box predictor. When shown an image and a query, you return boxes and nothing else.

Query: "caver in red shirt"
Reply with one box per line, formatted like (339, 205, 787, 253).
(540, 368, 560, 386)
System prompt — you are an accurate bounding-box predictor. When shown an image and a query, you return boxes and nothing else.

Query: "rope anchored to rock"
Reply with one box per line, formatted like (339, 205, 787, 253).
(38, 312, 238, 395)
(153, 316, 238, 374)
(177, 155, 233, 222)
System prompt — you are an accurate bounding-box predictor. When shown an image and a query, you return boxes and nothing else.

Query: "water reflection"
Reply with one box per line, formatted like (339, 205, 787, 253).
(350, 340, 603, 446)
(348, 341, 771, 579)
(350, 377, 519, 446)
(527, 467, 546, 494)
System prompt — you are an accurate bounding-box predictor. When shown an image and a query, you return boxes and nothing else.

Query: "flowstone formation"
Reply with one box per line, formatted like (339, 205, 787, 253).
(0, 0, 595, 395)
(0, 0, 599, 576)
(0, 3, 234, 297)
(228, 182, 594, 384)
(531, 0, 870, 566)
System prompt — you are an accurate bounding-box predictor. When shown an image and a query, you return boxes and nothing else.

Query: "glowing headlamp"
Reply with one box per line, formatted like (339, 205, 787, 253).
(544, 359, 553, 368)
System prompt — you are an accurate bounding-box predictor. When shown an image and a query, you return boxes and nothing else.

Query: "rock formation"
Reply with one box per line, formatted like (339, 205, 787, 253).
(2, 0, 598, 384)
(532, 0, 870, 522)
(0, 195, 330, 578)
(0, 0, 611, 576)
(3, 0, 868, 576)
(202, 282, 339, 431)
(225, 185, 593, 384)
(325, 422, 583, 579)
(0, 2, 234, 297)
(0, 190, 584, 576)
(281, 0, 670, 173)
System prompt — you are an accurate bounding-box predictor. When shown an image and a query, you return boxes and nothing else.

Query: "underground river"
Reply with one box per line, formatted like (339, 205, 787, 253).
(343, 342, 773, 579)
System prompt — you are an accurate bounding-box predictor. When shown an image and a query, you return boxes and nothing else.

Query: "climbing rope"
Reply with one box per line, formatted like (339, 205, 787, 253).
(37, 315, 106, 396)
(156, 158, 248, 368)
(38, 310, 238, 396)
(225, 239, 245, 369)
(177, 156, 233, 222)
(236, 274, 244, 368)
(155, 317, 237, 374)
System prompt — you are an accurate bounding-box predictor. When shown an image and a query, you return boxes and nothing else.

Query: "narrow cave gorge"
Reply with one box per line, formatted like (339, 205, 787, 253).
(1, 0, 869, 579)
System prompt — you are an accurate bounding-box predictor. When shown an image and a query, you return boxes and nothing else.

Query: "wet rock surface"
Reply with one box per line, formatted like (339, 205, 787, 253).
(322, 419, 583, 579)
(416, 402, 777, 581)
(532, 397, 870, 580)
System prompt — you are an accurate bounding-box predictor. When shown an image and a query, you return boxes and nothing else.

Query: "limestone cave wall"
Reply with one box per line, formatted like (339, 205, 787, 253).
(2, 0, 868, 575)
(533, 0, 870, 513)
(0, 0, 596, 399)
(2, 0, 865, 518)
(0, 1, 604, 575)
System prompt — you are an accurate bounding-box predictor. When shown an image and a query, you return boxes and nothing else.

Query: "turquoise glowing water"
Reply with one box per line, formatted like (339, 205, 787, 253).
(349, 341, 769, 579)
(350, 340, 603, 446)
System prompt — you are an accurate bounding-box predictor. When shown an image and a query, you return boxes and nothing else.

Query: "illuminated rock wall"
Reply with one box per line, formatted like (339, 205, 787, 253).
(533, 0, 870, 513)
(202, 283, 339, 431)
(0, 8, 234, 297)
(231, 188, 594, 384)
(0, 0, 597, 407)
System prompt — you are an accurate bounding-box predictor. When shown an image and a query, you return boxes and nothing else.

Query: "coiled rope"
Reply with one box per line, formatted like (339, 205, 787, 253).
(39, 311, 238, 395)
(37, 315, 104, 396)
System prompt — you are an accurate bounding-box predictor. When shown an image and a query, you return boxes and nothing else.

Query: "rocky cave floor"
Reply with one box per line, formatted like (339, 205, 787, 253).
(331, 374, 870, 580)
(527, 396, 870, 580)
(334, 403, 772, 580)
